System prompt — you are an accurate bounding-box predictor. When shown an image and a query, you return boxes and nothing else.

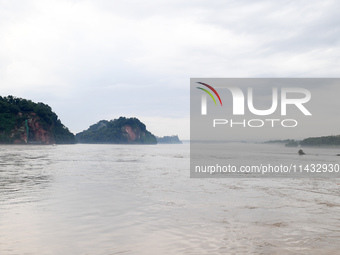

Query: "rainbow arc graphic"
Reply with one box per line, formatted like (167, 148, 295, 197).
(196, 82, 223, 106)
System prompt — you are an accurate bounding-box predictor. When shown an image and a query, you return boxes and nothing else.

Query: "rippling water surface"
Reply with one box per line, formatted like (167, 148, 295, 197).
(0, 144, 340, 254)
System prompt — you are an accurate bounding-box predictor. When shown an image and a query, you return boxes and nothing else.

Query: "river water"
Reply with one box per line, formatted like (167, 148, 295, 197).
(0, 144, 339, 254)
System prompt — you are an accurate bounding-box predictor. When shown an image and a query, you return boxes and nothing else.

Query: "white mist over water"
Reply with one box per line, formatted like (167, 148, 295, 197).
(0, 144, 340, 254)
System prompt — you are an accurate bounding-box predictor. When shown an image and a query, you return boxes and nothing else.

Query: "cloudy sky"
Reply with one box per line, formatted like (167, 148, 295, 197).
(1, 0, 340, 140)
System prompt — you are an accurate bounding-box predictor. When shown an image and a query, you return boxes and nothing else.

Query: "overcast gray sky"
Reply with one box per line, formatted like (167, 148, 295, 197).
(1, 0, 340, 140)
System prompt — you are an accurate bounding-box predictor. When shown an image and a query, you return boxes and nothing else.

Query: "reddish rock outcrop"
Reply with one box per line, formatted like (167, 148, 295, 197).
(27, 114, 55, 144)
(75, 117, 157, 144)
(0, 96, 75, 144)
(124, 125, 137, 141)
(9, 113, 55, 144)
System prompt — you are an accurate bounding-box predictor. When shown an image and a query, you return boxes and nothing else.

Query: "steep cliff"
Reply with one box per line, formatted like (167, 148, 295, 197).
(76, 117, 157, 144)
(0, 96, 75, 144)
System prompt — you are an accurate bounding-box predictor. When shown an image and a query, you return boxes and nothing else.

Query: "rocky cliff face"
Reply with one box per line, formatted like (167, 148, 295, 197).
(124, 125, 137, 141)
(27, 113, 54, 144)
(123, 125, 154, 143)
(76, 117, 157, 144)
(0, 96, 75, 144)
(9, 113, 54, 144)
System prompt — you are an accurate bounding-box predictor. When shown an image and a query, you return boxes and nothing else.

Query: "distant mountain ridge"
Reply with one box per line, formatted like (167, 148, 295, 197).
(265, 135, 340, 147)
(76, 117, 157, 144)
(0, 95, 75, 144)
(157, 135, 182, 144)
(300, 135, 340, 146)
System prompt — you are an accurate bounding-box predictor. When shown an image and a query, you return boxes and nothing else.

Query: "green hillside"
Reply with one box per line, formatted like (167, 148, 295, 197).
(0, 95, 75, 144)
(76, 117, 157, 144)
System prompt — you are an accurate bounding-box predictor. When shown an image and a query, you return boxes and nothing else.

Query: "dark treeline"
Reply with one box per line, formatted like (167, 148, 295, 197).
(0, 95, 75, 144)
(76, 117, 157, 144)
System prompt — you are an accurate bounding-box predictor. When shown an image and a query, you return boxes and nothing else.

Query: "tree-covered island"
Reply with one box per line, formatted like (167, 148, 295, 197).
(0, 95, 75, 144)
(76, 117, 157, 144)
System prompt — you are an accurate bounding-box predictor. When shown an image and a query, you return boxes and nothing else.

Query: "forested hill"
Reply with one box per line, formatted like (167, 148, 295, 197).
(0, 95, 75, 144)
(300, 135, 340, 146)
(264, 136, 340, 147)
(157, 135, 182, 144)
(76, 117, 157, 144)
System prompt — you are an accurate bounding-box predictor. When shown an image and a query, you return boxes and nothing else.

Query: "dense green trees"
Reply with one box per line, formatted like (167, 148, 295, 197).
(300, 135, 340, 146)
(157, 135, 182, 144)
(0, 96, 160, 145)
(265, 136, 340, 147)
(76, 117, 157, 144)
(0, 95, 75, 144)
